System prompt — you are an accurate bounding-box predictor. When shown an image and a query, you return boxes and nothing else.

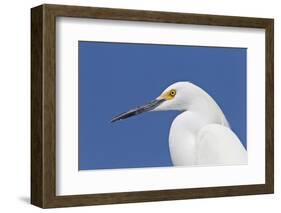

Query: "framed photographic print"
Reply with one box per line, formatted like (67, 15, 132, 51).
(31, 4, 274, 208)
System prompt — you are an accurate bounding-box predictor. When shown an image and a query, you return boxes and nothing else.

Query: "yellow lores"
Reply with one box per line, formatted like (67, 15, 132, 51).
(159, 89, 177, 100)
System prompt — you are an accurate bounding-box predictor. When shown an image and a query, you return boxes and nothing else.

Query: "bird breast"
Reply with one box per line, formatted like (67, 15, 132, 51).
(168, 106, 229, 166)
(168, 111, 207, 166)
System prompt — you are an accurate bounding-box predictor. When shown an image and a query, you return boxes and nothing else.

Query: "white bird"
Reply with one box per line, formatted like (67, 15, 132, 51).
(111, 82, 247, 166)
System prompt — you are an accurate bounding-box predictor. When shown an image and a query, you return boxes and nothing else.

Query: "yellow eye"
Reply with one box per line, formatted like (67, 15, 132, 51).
(170, 89, 176, 97)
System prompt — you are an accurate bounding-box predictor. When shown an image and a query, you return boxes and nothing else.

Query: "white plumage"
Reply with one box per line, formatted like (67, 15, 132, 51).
(159, 82, 247, 166)
(112, 81, 247, 166)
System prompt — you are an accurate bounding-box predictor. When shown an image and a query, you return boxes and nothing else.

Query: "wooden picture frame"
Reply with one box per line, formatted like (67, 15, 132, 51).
(31, 4, 274, 208)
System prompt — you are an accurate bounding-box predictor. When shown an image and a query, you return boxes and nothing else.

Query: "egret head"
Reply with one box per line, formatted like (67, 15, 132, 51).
(111, 82, 191, 122)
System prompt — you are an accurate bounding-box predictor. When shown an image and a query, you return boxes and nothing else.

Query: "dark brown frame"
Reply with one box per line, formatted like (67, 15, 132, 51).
(31, 4, 274, 208)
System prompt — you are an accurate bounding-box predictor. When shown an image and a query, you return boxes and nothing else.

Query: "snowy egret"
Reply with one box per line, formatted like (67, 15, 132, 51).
(111, 82, 247, 166)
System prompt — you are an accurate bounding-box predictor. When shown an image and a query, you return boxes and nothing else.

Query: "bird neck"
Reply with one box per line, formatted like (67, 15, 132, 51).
(180, 83, 228, 126)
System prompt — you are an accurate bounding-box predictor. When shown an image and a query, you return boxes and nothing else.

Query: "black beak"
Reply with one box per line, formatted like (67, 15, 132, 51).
(111, 99, 165, 123)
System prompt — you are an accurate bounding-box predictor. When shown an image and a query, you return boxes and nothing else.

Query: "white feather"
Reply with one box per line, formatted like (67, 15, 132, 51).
(196, 124, 247, 166)
(156, 82, 247, 166)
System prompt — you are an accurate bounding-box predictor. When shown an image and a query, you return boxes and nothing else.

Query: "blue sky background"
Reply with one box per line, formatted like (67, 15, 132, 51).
(78, 41, 247, 170)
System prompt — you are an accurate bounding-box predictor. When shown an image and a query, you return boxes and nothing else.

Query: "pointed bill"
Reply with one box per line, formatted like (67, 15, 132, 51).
(111, 99, 165, 122)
